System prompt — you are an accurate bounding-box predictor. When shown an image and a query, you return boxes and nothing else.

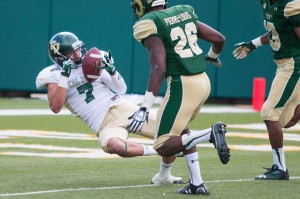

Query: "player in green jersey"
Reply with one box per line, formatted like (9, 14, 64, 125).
(233, 0, 300, 180)
(128, 0, 230, 195)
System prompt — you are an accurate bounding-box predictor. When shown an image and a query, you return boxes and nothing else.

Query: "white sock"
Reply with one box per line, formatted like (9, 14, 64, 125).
(181, 128, 211, 150)
(158, 159, 173, 176)
(142, 145, 158, 156)
(185, 152, 203, 186)
(273, 148, 286, 171)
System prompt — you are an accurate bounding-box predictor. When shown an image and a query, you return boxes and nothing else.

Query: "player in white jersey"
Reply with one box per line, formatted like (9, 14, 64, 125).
(36, 32, 183, 185)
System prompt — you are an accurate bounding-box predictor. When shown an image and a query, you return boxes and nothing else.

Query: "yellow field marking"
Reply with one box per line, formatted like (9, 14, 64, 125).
(0, 128, 300, 159)
(228, 123, 300, 132)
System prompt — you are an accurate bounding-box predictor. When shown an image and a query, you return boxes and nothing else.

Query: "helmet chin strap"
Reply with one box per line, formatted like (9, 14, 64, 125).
(73, 58, 82, 68)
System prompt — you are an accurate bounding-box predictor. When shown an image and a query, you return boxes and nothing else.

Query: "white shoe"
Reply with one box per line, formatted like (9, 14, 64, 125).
(151, 173, 184, 185)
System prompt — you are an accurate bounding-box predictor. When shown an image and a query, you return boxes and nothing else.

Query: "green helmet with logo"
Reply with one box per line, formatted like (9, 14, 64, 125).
(131, 0, 167, 19)
(48, 32, 86, 67)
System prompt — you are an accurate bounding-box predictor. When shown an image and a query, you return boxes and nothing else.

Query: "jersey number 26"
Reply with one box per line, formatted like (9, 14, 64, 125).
(171, 22, 202, 58)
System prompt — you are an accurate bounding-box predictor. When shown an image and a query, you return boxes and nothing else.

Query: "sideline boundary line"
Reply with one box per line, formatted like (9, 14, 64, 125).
(1, 177, 300, 197)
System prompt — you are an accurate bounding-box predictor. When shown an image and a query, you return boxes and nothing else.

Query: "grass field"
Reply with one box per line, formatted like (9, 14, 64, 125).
(0, 98, 299, 199)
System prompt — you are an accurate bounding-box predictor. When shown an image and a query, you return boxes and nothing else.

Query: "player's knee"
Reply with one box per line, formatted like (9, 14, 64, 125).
(260, 106, 270, 120)
(156, 147, 168, 156)
(107, 144, 126, 156)
(156, 145, 175, 157)
(106, 138, 127, 156)
(261, 105, 279, 121)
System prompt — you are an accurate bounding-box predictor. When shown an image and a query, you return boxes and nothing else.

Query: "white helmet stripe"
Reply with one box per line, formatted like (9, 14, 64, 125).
(152, 0, 165, 7)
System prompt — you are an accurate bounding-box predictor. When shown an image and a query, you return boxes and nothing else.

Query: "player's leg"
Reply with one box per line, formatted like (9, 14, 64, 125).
(101, 102, 183, 183)
(97, 103, 157, 157)
(283, 103, 300, 128)
(284, 55, 300, 128)
(151, 156, 184, 185)
(155, 74, 230, 163)
(154, 73, 221, 195)
(257, 57, 299, 180)
(99, 126, 157, 157)
(132, 103, 184, 184)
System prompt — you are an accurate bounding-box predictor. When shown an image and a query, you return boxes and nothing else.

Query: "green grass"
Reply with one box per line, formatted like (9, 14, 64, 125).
(0, 98, 299, 199)
(0, 97, 49, 109)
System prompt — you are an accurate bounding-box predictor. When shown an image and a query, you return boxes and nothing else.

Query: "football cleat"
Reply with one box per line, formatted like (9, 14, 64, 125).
(176, 183, 210, 195)
(210, 122, 231, 164)
(151, 174, 184, 185)
(255, 164, 289, 180)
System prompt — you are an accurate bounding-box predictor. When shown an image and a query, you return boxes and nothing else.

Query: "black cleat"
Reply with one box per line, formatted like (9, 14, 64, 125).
(255, 164, 289, 180)
(210, 122, 231, 164)
(176, 183, 210, 195)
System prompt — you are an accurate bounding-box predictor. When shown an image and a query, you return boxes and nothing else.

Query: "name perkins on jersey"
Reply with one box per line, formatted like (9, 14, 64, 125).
(164, 12, 192, 26)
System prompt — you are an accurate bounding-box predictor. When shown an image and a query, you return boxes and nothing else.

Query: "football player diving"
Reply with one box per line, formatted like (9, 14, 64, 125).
(233, 0, 300, 180)
(36, 31, 183, 185)
(128, 0, 230, 195)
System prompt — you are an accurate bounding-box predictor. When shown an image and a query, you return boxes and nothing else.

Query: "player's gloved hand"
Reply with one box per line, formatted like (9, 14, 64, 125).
(127, 107, 149, 133)
(100, 50, 116, 76)
(205, 55, 222, 67)
(61, 60, 74, 77)
(233, 42, 256, 59)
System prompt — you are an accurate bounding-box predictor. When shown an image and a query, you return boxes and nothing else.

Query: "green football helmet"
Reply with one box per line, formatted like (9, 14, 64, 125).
(48, 32, 86, 67)
(131, 0, 167, 19)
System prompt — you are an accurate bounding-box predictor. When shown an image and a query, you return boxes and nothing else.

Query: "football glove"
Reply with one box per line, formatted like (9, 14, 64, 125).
(205, 55, 222, 67)
(233, 42, 256, 59)
(127, 107, 148, 133)
(100, 50, 116, 76)
(61, 60, 74, 77)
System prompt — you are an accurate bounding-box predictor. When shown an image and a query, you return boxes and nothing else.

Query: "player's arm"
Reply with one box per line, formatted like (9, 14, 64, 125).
(197, 21, 225, 67)
(294, 26, 300, 39)
(127, 36, 166, 133)
(143, 36, 166, 97)
(47, 83, 67, 113)
(101, 70, 127, 94)
(286, 2, 300, 39)
(233, 32, 269, 60)
(260, 32, 270, 44)
(100, 51, 127, 94)
(197, 21, 225, 54)
(47, 60, 74, 113)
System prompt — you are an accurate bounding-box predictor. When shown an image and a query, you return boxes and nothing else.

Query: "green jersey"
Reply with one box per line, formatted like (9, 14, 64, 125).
(260, 0, 300, 59)
(133, 5, 206, 76)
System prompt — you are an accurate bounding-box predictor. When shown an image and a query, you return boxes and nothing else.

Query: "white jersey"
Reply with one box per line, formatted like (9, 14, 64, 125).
(36, 51, 127, 132)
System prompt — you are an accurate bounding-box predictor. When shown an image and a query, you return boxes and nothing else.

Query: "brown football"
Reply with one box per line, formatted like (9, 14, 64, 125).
(82, 47, 103, 82)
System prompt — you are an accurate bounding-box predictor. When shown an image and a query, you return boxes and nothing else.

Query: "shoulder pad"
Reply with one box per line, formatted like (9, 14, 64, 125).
(285, 0, 300, 17)
(36, 65, 61, 90)
(133, 19, 157, 42)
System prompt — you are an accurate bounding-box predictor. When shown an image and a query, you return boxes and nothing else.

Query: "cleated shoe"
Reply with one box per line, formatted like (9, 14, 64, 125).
(176, 183, 210, 195)
(255, 164, 289, 180)
(210, 122, 231, 164)
(151, 174, 184, 185)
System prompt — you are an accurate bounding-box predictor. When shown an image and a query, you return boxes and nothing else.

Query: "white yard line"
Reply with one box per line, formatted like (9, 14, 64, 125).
(1, 177, 300, 197)
(0, 105, 254, 116)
